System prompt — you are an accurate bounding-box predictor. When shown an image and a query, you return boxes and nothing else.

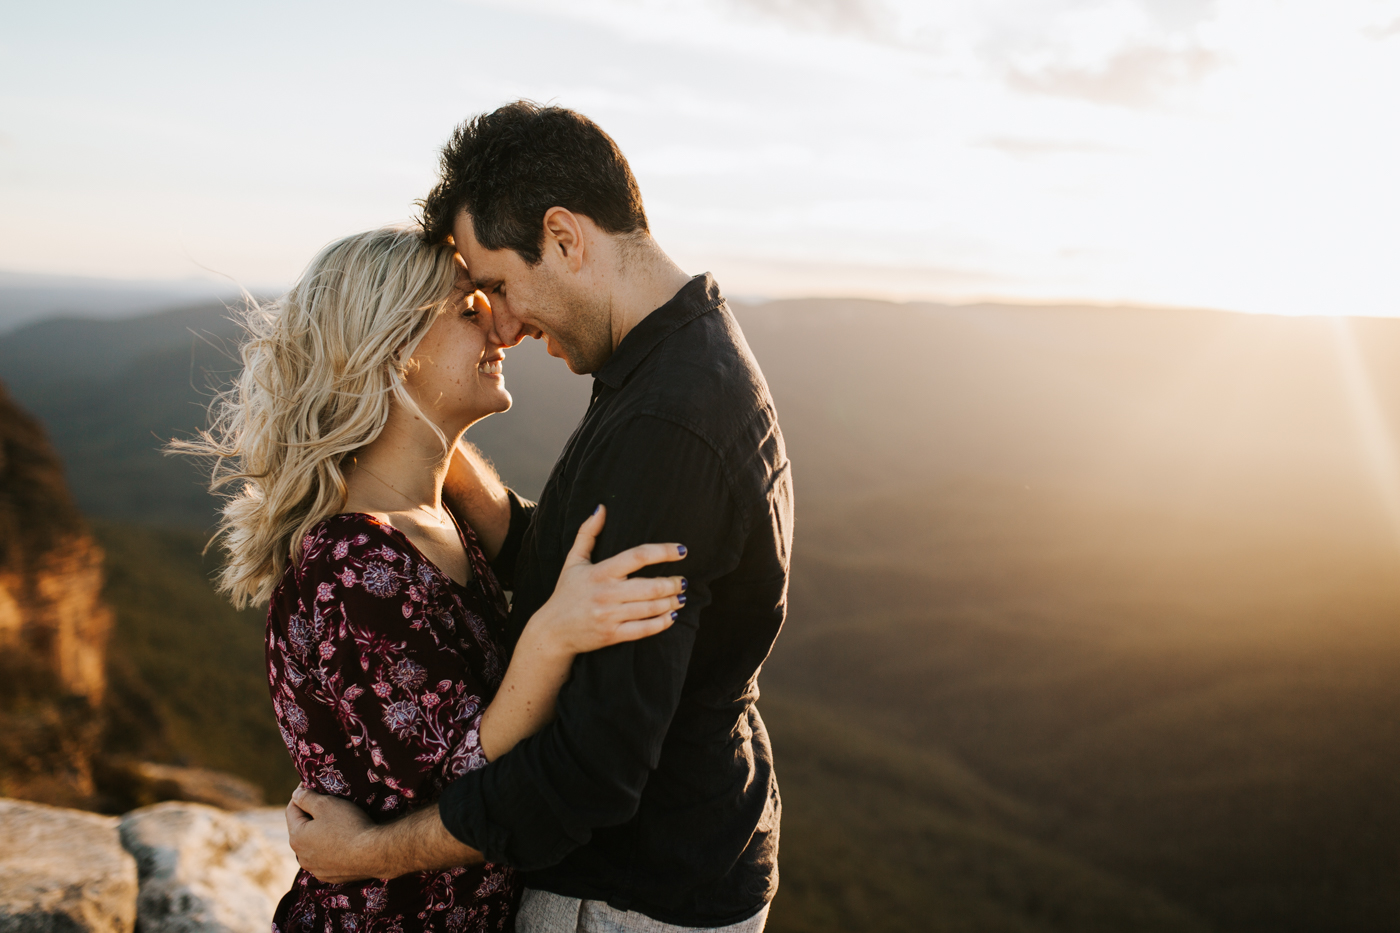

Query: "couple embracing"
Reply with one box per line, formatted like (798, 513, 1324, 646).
(189, 102, 793, 933)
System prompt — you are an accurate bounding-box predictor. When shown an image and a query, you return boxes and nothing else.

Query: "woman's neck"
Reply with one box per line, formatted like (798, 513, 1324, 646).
(344, 414, 461, 517)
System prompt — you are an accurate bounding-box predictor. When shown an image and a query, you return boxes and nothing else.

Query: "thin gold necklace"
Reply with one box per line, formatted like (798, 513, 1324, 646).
(352, 461, 446, 526)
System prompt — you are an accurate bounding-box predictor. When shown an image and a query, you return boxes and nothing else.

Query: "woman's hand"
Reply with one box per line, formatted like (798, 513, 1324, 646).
(478, 505, 685, 762)
(528, 504, 687, 656)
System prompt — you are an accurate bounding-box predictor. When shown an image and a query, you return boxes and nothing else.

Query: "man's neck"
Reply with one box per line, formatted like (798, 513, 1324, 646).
(607, 238, 693, 351)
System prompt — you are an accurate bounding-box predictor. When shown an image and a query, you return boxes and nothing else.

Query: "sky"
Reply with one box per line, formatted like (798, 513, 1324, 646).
(2, 0, 1398, 315)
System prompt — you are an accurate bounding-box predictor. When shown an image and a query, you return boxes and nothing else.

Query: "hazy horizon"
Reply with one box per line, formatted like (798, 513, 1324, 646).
(7, 267, 1400, 338)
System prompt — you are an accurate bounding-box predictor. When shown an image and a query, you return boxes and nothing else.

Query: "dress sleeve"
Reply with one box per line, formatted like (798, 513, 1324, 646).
(267, 524, 490, 815)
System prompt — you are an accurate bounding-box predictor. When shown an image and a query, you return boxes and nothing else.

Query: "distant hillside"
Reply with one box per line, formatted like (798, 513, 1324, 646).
(0, 270, 239, 334)
(5, 297, 1400, 931)
(0, 302, 589, 524)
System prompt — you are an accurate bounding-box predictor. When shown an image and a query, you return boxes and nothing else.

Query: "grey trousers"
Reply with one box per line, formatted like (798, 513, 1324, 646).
(516, 888, 770, 933)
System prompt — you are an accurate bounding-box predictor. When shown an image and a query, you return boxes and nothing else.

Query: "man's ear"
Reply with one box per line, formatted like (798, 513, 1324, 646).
(542, 207, 586, 273)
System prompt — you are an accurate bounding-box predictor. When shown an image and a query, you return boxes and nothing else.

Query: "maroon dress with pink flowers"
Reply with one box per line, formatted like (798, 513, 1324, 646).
(266, 512, 521, 933)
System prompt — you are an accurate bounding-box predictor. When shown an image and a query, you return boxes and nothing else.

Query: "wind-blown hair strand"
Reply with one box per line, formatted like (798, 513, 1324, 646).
(173, 226, 460, 607)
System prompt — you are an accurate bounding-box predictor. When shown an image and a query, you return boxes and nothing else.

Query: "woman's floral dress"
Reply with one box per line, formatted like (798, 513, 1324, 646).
(266, 512, 521, 933)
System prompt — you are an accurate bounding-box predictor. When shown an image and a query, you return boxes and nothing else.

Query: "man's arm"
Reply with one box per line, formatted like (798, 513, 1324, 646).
(285, 505, 687, 882)
(442, 440, 512, 560)
(444, 440, 537, 590)
(286, 791, 483, 883)
(437, 416, 745, 869)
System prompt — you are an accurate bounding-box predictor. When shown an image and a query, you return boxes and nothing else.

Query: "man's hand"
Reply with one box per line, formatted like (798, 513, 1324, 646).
(286, 786, 487, 884)
(286, 787, 385, 884)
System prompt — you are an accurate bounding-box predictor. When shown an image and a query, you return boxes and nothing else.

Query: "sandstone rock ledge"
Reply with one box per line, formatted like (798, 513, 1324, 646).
(0, 798, 138, 933)
(120, 802, 299, 933)
(0, 798, 299, 933)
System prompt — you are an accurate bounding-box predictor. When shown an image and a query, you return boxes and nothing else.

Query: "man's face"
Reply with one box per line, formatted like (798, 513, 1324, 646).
(452, 211, 611, 374)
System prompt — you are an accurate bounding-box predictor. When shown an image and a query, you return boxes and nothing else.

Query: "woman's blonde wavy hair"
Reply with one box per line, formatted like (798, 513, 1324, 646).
(174, 226, 461, 608)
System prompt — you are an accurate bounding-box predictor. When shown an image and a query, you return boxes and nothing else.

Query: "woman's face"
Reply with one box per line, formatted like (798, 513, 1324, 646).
(404, 262, 512, 430)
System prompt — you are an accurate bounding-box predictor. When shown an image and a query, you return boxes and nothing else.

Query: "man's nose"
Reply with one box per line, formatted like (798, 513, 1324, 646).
(477, 292, 530, 349)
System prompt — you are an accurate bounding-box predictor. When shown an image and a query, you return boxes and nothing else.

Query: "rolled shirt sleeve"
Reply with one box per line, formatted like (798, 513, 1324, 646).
(438, 415, 747, 869)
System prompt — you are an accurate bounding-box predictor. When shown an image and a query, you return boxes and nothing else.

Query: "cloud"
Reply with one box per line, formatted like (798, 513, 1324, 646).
(976, 136, 1126, 158)
(1364, 18, 1400, 40)
(720, 0, 894, 39)
(1007, 44, 1218, 108)
(1136, 0, 1218, 32)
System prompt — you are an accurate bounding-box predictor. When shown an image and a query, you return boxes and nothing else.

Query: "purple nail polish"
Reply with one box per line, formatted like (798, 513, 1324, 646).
(680, 578, 688, 591)
(593, 504, 602, 516)
(678, 594, 687, 606)
(670, 611, 679, 621)
(677, 544, 687, 557)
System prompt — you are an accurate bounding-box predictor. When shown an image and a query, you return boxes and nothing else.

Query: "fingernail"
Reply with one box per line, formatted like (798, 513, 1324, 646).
(670, 611, 678, 620)
(677, 545, 687, 556)
(680, 578, 688, 591)
(678, 594, 687, 606)
(593, 504, 602, 516)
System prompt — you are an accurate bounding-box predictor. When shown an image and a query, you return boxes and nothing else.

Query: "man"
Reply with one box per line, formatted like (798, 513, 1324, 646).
(287, 101, 793, 933)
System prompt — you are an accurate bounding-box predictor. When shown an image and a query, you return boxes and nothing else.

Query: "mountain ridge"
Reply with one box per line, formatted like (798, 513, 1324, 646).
(4, 295, 1399, 931)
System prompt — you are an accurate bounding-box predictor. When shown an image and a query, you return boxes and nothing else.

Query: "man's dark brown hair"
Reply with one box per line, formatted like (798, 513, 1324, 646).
(420, 101, 649, 264)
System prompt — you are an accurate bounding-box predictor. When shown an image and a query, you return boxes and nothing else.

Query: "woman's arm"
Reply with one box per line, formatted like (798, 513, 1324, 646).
(477, 505, 686, 762)
(287, 507, 687, 884)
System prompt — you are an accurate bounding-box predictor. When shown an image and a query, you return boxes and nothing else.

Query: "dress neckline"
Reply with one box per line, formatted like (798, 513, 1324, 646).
(334, 510, 483, 591)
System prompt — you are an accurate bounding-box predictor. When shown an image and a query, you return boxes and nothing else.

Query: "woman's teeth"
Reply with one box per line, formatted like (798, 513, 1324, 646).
(479, 360, 502, 375)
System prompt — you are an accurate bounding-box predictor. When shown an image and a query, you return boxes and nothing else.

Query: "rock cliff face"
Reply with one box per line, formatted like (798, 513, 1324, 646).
(0, 380, 113, 702)
(0, 381, 115, 803)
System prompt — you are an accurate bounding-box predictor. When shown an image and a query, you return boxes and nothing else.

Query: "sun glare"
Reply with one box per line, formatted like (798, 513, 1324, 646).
(0, 0, 1396, 315)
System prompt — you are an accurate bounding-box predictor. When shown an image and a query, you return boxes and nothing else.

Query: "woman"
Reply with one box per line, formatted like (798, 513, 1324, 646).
(179, 227, 685, 933)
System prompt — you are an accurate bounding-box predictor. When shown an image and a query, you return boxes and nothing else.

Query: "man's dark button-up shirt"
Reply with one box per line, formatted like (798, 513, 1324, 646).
(439, 273, 794, 927)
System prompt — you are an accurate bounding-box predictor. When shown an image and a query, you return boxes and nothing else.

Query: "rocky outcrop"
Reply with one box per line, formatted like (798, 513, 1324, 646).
(0, 797, 301, 933)
(0, 798, 139, 933)
(0, 382, 115, 805)
(130, 762, 266, 811)
(119, 801, 299, 933)
(95, 760, 268, 814)
(0, 382, 112, 705)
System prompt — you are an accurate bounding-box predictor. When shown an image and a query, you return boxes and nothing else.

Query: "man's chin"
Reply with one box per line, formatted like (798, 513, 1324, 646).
(544, 337, 582, 373)
(544, 335, 603, 375)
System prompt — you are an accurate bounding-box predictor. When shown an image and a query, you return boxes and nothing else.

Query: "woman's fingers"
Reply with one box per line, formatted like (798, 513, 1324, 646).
(563, 505, 607, 567)
(610, 574, 685, 601)
(608, 595, 683, 625)
(611, 612, 678, 644)
(598, 541, 687, 578)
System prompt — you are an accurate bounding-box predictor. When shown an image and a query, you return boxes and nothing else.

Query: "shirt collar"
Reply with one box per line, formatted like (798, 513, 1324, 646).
(592, 273, 725, 390)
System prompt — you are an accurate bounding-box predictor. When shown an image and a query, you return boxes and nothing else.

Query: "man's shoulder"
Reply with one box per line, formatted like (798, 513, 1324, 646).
(629, 303, 777, 438)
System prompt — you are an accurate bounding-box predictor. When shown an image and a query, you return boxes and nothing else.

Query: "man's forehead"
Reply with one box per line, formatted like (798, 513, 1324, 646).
(451, 209, 479, 245)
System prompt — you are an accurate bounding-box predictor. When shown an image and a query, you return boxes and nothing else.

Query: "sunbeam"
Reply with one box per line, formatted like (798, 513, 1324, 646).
(1331, 316, 1400, 552)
